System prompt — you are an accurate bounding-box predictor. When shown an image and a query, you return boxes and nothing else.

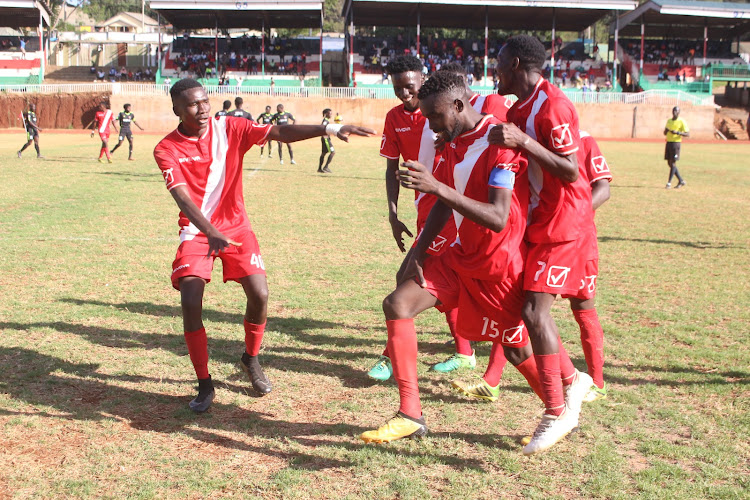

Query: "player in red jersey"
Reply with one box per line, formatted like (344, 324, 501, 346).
(439, 62, 513, 122)
(154, 79, 374, 413)
(489, 35, 594, 455)
(85, 102, 118, 163)
(366, 55, 474, 382)
(361, 72, 545, 443)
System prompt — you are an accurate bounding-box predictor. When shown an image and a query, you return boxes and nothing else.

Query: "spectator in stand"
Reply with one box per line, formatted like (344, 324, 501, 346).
(120, 66, 128, 81)
(97, 69, 105, 81)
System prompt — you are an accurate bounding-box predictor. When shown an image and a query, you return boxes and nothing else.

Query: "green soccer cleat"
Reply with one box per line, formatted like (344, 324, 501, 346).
(432, 351, 476, 373)
(367, 355, 392, 381)
(583, 382, 608, 403)
(360, 412, 428, 443)
(451, 378, 500, 402)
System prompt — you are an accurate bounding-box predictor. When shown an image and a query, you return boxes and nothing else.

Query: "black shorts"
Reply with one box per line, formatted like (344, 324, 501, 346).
(119, 130, 133, 141)
(665, 142, 681, 161)
(26, 129, 38, 141)
(321, 136, 334, 154)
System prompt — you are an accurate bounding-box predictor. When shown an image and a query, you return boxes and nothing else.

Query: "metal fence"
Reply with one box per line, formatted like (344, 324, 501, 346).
(0, 83, 715, 106)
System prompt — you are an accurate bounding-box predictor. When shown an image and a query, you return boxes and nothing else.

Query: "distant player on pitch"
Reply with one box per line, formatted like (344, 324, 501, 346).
(153, 78, 374, 413)
(17, 103, 43, 159)
(256, 105, 275, 158)
(110, 104, 144, 161)
(318, 108, 335, 173)
(85, 102, 118, 163)
(664, 106, 688, 189)
(272, 104, 296, 165)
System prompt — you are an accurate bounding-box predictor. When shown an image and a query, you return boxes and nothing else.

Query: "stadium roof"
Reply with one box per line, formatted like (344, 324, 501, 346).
(149, 0, 323, 30)
(0, 0, 51, 27)
(342, 0, 637, 31)
(613, 0, 750, 38)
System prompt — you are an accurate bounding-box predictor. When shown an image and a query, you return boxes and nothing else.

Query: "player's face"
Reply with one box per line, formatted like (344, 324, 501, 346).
(173, 87, 211, 136)
(495, 46, 515, 96)
(277, 105, 284, 113)
(124, 105, 131, 112)
(29, 104, 35, 112)
(391, 71, 423, 111)
(672, 107, 680, 119)
(265, 106, 271, 112)
(324, 110, 331, 119)
(421, 93, 461, 142)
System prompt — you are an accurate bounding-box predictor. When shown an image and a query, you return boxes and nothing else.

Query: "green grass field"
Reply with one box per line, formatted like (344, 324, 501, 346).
(0, 131, 748, 499)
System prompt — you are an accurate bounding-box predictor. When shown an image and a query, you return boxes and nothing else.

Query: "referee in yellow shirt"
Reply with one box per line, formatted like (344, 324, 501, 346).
(664, 106, 689, 189)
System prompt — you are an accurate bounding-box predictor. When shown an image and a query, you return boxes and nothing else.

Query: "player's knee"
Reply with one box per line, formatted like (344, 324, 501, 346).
(382, 292, 409, 320)
(521, 302, 544, 332)
(249, 285, 269, 306)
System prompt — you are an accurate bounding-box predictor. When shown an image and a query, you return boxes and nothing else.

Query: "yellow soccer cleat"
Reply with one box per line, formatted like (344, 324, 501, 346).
(360, 412, 428, 443)
(452, 378, 500, 402)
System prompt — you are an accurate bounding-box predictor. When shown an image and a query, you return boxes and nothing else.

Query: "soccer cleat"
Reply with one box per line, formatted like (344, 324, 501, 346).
(128, 158, 135, 161)
(565, 370, 594, 414)
(675, 180, 686, 189)
(268, 154, 272, 158)
(665, 183, 672, 189)
(98, 158, 104, 163)
(451, 378, 500, 402)
(317, 168, 324, 173)
(432, 351, 476, 373)
(360, 412, 428, 443)
(366, 355, 392, 381)
(189, 376, 215, 413)
(522, 408, 579, 456)
(107, 158, 113, 164)
(17, 151, 22, 158)
(36, 155, 44, 159)
(583, 382, 608, 403)
(240, 352, 272, 395)
(290, 159, 296, 165)
(280, 160, 284, 165)
(260, 152, 264, 157)
(322, 167, 332, 173)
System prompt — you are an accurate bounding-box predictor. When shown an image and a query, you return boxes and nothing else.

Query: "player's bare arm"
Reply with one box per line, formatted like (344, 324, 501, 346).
(591, 178, 611, 211)
(398, 199, 453, 287)
(134, 120, 144, 130)
(266, 124, 375, 143)
(169, 185, 241, 257)
(400, 160, 512, 233)
(488, 123, 578, 182)
(386, 157, 413, 252)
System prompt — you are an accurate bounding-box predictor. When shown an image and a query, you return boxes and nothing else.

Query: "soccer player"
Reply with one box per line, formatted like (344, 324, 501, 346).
(153, 78, 374, 413)
(17, 103, 43, 159)
(256, 105, 275, 158)
(439, 62, 513, 120)
(85, 102, 118, 163)
(489, 35, 593, 455)
(215, 100, 232, 118)
(664, 106, 688, 189)
(110, 104, 144, 161)
(366, 55, 471, 382)
(319, 108, 335, 173)
(272, 104, 296, 165)
(360, 72, 543, 443)
(229, 96, 254, 121)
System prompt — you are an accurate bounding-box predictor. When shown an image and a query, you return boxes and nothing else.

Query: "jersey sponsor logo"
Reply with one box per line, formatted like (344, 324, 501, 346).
(591, 155, 609, 174)
(429, 235, 447, 253)
(546, 265, 570, 288)
(550, 123, 573, 150)
(394, 127, 412, 132)
(501, 325, 524, 344)
(178, 156, 202, 163)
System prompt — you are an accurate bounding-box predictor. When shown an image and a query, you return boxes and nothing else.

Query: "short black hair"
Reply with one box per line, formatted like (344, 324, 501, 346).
(223, 100, 231, 109)
(439, 62, 465, 75)
(170, 78, 203, 101)
(235, 96, 243, 107)
(503, 35, 547, 70)
(418, 71, 465, 101)
(322, 108, 331, 115)
(386, 55, 424, 76)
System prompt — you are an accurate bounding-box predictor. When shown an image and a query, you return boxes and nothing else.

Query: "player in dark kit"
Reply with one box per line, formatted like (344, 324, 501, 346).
(256, 105, 275, 158)
(110, 104, 144, 161)
(318, 108, 335, 173)
(272, 104, 296, 164)
(153, 78, 374, 413)
(17, 103, 43, 158)
(215, 100, 232, 118)
(229, 96, 254, 121)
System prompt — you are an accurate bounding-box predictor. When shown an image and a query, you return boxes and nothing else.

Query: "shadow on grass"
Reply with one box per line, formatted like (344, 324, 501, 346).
(88, 171, 159, 180)
(598, 236, 743, 250)
(0, 345, 486, 471)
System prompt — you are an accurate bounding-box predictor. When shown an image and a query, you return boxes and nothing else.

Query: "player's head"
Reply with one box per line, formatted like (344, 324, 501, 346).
(277, 104, 284, 112)
(223, 100, 232, 110)
(496, 35, 546, 95)
(123, 103, 131, 112)
(438, 62, 472, 95)
(418, 71, 471, 142)
(28, 103, 35, 112)
(235, 96, 243, 108)
(322, 108, 332, 118)
(99, 101, 109, 110)
(170, 78, 210, 135)
(386, 55, 425, 111)
(265, 105, 271, 113)
(672, 106, 680, 119)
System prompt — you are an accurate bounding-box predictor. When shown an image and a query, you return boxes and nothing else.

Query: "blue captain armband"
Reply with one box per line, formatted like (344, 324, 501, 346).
(488, 166, 516, 189)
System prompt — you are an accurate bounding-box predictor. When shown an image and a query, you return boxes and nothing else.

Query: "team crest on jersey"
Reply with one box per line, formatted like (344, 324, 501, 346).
(381, 134, 386, 150)
(502, 325, 524, 344)
(592, 156, 609, 174)
(550, 123, 574, 150)
(429, 235, 447, 253)
(546, 265, 570, 288)
(162, 168, 175, 185)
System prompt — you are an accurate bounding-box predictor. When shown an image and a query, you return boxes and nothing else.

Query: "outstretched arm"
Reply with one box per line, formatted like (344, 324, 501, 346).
(266, 124, 375, 143)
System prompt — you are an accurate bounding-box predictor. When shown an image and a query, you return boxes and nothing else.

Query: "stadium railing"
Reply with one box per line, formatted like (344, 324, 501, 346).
(0, 83, 715, 106)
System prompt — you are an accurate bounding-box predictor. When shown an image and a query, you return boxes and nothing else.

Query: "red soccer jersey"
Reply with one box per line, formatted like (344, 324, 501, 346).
(153, 117, 272, 243)
(580, 131, 613, 187)
(434, 114, 528, 281)
(95, 109, 114, 134)
(470, 93, 513, 122)
(507, 78, 592, 243)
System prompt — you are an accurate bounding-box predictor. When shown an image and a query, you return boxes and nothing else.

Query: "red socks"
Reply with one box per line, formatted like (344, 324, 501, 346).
(184, 327, 209, 379)
(445, 308, 473, 356)
(536, 353, 565, 416)
(482, 342, 508, 387)
(514, 354, 544, 401)
(558, 338, 577, 386)
(386, 318, 421, 419)
(244, 319, 266, 356)
(574, 308, 604, 388)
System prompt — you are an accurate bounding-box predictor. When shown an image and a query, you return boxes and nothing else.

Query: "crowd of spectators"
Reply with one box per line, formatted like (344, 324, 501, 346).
(90, 65, 154, 82)
(621, 38, 736, 68)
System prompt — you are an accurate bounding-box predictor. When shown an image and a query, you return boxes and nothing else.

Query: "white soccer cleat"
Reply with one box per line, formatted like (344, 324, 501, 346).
(522, 408, 579, 456)
(290, 159, 296, 165)
(565, 370, 594, 415)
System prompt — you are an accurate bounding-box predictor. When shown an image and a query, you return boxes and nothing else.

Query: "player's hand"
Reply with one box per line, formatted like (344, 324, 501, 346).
(488, 122, 527, 149)
(336, 125, 376, 142)
(389, 215, 413, 253)
(206, 229, 241, 257)
(398, 160, 440, 195)
(397, 250, 426, 287)
(90, 131, 95, 138)
(434, 132, 449, 152)
(38, 128, 43, 132)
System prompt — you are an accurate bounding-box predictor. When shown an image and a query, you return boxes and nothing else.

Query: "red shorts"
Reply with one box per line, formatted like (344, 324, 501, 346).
(421, 254, 529, 347)
(99, 131, 110, 141)
(523, 238, 587, 295)
(562, 258, 599, 301)
(414, 200, 457, 256)
(170, 230, 265, 290)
